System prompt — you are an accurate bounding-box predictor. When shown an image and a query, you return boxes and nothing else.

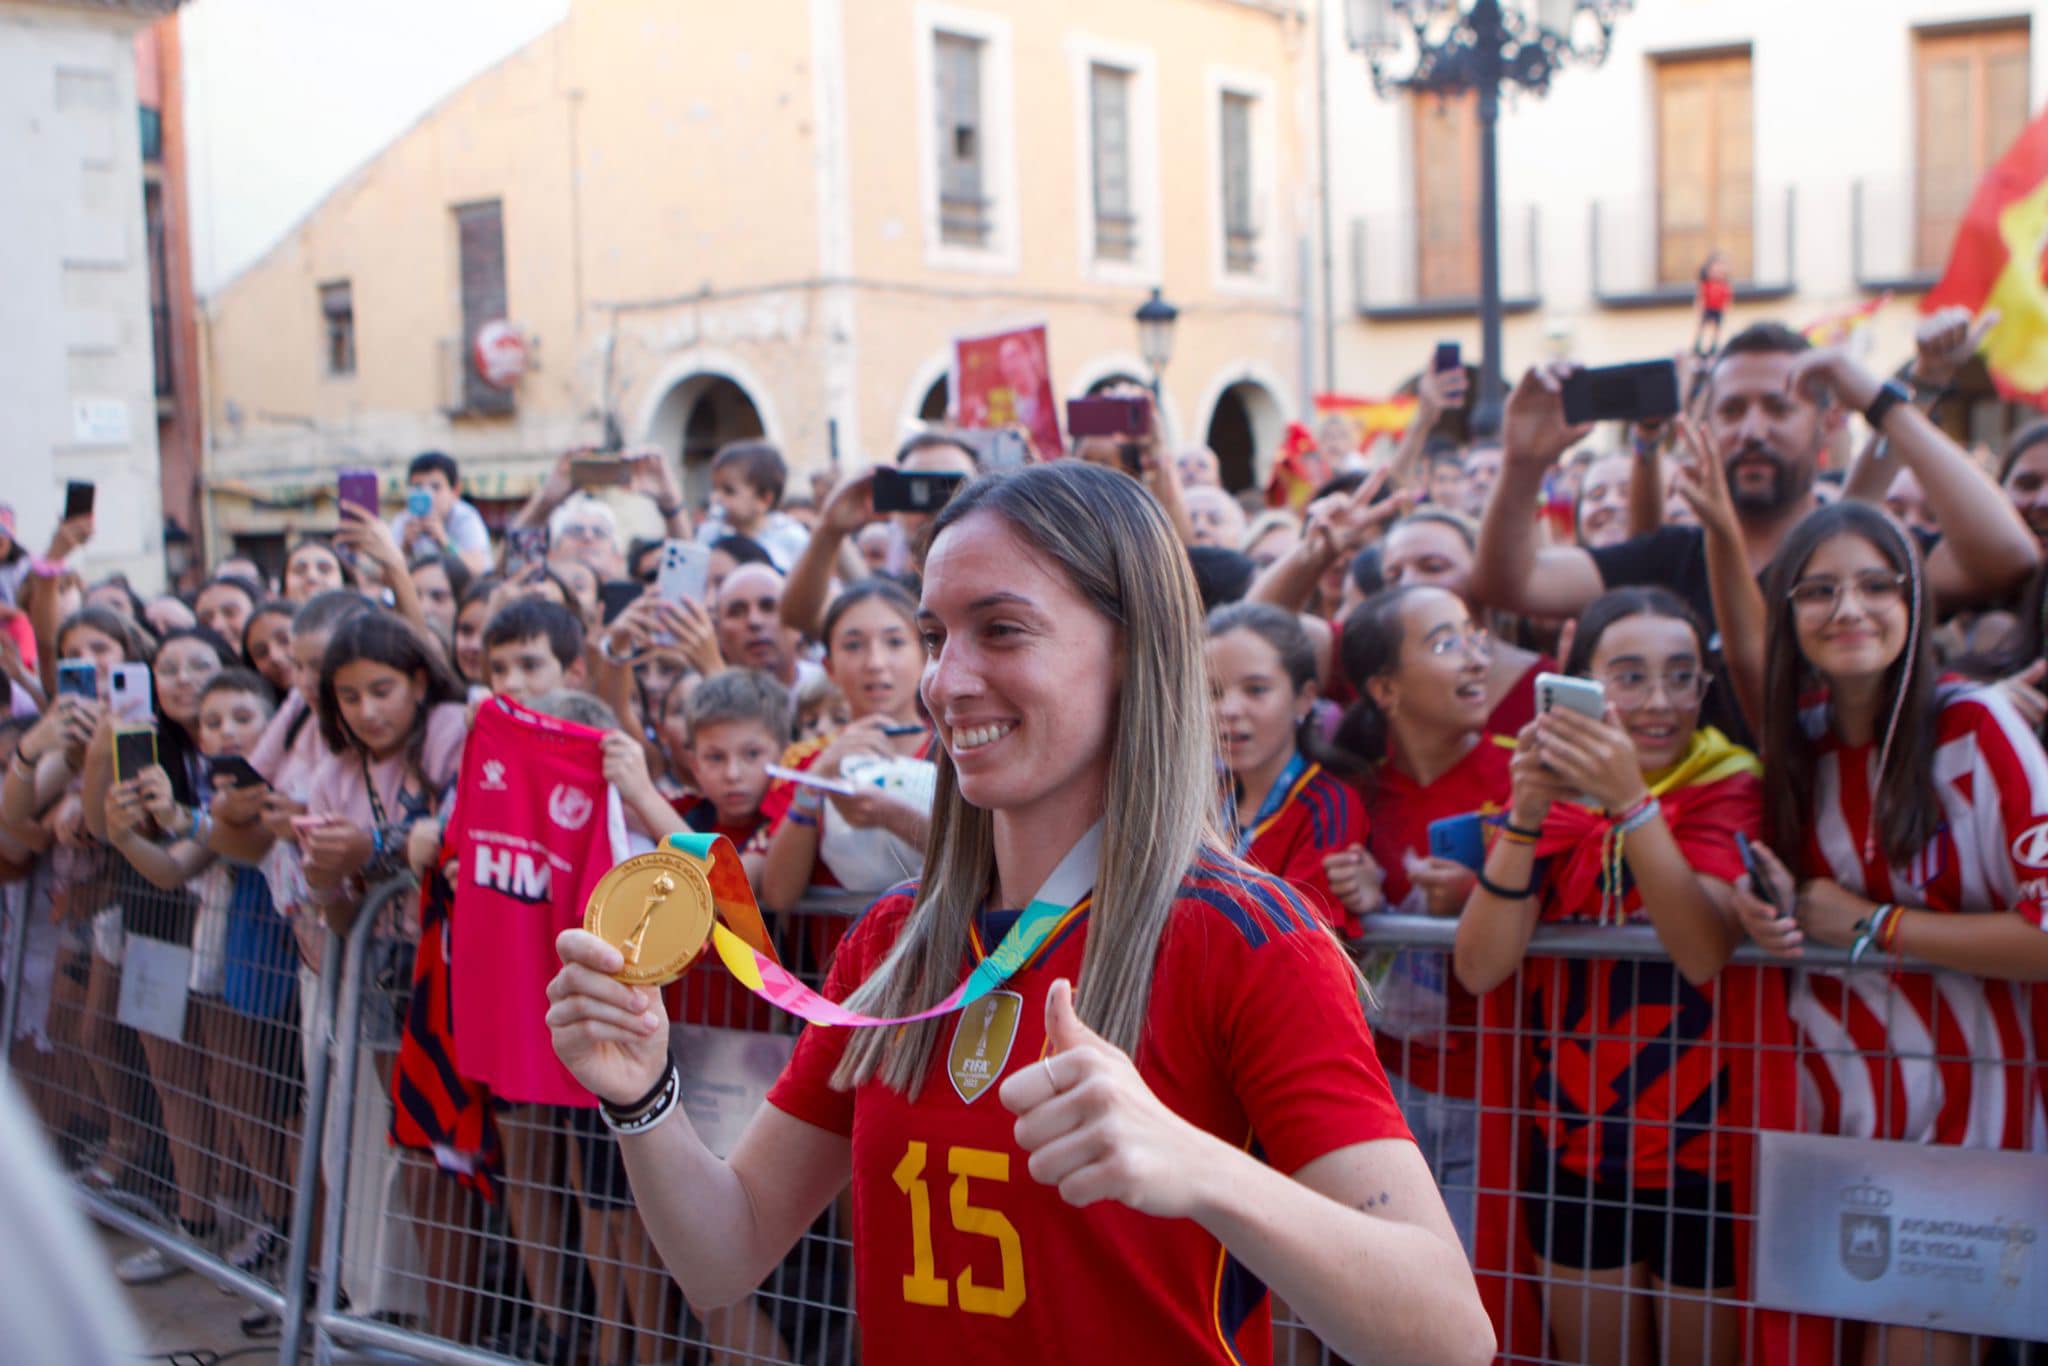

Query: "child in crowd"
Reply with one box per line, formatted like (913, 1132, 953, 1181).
(1335, 583, 1514, 1254)
(241, 600, 296, 697)
(481, 597, 585, 706)
(792, 671, 850, 743)
(1455, 590, 1760, 1366)
(675, 669, 789, 847)
(1204, 602, 1369, 933)
(695, 441, 810, 571)
(450, 578, 497, 687)
(107, 669, 299, 1279)
(85, 622, 231, 1283)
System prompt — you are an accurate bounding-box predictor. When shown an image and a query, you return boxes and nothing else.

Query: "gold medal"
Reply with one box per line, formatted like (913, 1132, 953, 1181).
(582, 848, 715, 986)
(946, 990, 1023, 1104)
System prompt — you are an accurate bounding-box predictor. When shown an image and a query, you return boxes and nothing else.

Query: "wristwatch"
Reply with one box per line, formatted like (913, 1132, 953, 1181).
(1863, 378, 1910, 432)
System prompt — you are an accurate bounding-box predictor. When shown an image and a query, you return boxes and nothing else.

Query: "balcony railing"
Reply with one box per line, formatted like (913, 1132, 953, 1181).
(1590, 184, 1797, 309)
(1351, 203, 1542, 321)
(1851, 177, 1942, 295)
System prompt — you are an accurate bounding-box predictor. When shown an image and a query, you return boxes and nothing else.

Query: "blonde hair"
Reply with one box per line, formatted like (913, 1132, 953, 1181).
(832, 463, 1226, 1096)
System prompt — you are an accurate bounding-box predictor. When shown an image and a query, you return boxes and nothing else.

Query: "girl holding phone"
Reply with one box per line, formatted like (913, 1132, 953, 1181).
(545, 463, 1492, 1365)
(757, 579, 933, 916)
(1204, 602, 1369, 933)
(1735, 501, 2048, 1365)
(1333, 583, 1513, 1253)
(85, 624, 230, 1281)
(1454, 588, 1760, 1366)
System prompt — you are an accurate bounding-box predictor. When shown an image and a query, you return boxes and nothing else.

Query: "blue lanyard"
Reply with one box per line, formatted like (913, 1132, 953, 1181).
(1232, 751, 1307, 856)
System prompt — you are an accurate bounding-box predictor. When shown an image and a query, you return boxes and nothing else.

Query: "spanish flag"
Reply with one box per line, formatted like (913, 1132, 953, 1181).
(1924, 107, 2048, 408)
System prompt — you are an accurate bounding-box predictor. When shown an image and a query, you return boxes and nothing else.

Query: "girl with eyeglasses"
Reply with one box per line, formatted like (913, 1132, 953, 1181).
(1455, 587, 1762, 1366)
(1735, 501, 2048, 1365)
(1334, 583, 1515, 1254)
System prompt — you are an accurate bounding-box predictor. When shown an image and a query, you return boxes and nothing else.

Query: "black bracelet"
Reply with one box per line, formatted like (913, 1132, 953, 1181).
(1477, 869, 1535, 899)
(1502, 819, 1543, 840)
(601, 1056, 682, 1136)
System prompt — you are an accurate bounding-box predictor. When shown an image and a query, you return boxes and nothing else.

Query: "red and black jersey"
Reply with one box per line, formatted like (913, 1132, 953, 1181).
(766, 851, 1410, 1366)
(390, 864, 501, 1198)
(1790, 686, 2048, 1150)
(1358, 735, 1513, 1098)
(1521, 766, 1763, 1187)
(1238, 759, 1369, 935)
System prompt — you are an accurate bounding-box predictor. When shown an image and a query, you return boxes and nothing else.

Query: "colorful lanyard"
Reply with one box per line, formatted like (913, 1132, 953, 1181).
(1230, 752, 1309, 857)
(670, 822, 1102, 1029)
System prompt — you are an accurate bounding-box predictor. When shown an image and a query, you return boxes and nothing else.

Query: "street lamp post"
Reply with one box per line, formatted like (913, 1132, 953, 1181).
(1134, 287, 1179, 407)
(1344, 0, 1627, 434)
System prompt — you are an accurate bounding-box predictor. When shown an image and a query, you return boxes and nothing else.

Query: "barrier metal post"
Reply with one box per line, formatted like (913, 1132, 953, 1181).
(275, 917, 345, 1364)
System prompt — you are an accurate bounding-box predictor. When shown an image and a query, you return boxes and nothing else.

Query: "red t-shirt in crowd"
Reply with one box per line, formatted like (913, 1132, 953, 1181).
(1239, 759, 1369, 936)
(1358, 735, 1513, 1098)
(766, 852, 1411, 1365)
(670, 795, 776, 1030)
(1523, 767, 1763, 1187)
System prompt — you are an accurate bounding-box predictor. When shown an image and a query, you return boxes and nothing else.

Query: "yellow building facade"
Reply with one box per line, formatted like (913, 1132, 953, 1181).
(202, 0, 1314, 557)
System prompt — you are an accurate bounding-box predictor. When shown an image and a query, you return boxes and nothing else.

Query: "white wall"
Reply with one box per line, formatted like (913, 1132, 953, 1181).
(179, 0, 568, 298)
(0, 1, 167, 591)
(1321, 0, 2048, 386)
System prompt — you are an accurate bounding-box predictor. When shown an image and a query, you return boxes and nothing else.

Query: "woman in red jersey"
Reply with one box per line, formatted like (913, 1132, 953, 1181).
(1205, 602, 1370, 934)
(1456, 587, 1761, 1366)
(1333, 583, 1514, 1256)
(1736, 501, 2048, 1366)
(547, 463, 1492, 1365)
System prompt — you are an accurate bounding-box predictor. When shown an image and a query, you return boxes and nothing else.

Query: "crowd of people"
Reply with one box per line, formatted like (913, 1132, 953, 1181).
(2, 303, 2045, 1365)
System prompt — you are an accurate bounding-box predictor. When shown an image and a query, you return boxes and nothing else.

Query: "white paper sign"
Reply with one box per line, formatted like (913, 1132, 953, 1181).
(669, 1024, 796, 1159)
(72, 398, 130, 445)
(117, 934, 191, 1042)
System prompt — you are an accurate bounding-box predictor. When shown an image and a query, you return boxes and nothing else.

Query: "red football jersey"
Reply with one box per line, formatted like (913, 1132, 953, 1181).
(447, 698, 629, 1107)
(1358, 736, 1514, 1098)
(767, 852, 1411, 1365)
(1241, 761, 1369, 935)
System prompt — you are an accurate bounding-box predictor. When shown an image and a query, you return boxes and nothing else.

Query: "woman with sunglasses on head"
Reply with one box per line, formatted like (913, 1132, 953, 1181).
(1735, 500, 2048, 1366)
(1333, 583, 1514, 1255)
(1455, 588, 1761, 1366)
(546, 463, 1492, 1365)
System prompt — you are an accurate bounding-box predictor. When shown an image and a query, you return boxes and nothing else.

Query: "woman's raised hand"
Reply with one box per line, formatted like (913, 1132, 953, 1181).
(547, 929, 671, 1106)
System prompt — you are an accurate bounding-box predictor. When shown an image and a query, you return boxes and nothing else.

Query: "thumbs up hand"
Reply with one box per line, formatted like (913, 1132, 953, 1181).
(997, 979, 1219, 1219)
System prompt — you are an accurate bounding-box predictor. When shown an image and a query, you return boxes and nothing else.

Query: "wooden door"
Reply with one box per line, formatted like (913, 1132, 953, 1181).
(1916, 23, 2032, 273)
(1413, 91, 1479, 300)
(1655, 51, 1754, 286)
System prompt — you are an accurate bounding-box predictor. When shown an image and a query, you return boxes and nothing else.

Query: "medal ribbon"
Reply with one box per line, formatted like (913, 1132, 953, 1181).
(663, 823, 1101, 1029)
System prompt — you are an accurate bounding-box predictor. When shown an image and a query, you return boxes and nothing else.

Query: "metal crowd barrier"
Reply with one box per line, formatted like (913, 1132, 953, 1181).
(7, 856, 2046, 1365)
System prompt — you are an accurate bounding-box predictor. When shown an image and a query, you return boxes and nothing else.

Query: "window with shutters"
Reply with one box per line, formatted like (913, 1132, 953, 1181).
(935, 33, 989, 247)
(1413, 92, 1480, 300)
(1090, 63, 1135, 262)
(1654, 50, 1754, 287)
(1221, 91, 1257, 274)
(320, 281, 354, 377)
(1916, 22, 2031, 274)
(453, 199, 512, 415)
